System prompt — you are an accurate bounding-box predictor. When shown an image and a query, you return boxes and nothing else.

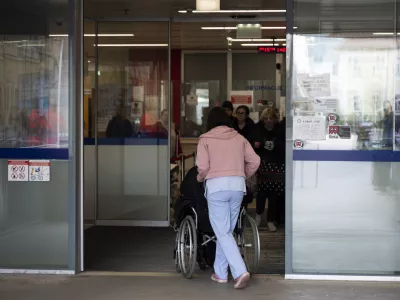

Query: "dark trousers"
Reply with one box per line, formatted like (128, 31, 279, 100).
(242, 191, 253, 209)
(256, 190, 281, 223)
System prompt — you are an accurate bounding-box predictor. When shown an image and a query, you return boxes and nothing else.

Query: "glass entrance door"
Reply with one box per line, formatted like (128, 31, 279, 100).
(92, 21, 170, 226)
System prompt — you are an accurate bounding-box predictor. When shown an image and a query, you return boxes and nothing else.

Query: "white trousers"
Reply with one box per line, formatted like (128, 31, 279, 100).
(207, 190, 247, 280)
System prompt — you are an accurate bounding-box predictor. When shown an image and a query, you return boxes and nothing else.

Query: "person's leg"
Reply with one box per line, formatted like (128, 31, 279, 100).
(256, 190, 267, 215)
(227, 191, 247, 279)
(266, 191, 278, 232)
(255, 189, 268, 226)
(207, 192, 230, 280)
(214, 239, 227, 278)
(207, 191, 247, 281)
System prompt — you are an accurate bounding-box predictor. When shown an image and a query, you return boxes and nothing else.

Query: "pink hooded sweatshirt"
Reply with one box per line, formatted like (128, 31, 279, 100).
(196, 126, 261, 182)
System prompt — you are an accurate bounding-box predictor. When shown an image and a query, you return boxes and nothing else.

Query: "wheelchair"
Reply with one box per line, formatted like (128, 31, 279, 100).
(173, 202, 260, 279)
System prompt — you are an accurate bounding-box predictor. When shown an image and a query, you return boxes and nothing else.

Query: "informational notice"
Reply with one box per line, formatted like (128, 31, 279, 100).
(298, 73, 331, 98)
(293, 116, 326, 141)
(230, 90, 253, 107)
(8, 160, 29, 182)
(29, 160, 50, 182)
(329, 125, 351, 139)
(315, 97, 337, 113)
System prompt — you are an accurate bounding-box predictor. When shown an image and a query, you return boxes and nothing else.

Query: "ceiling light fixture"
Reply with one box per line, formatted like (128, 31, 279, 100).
(241, 43, 279, 47)
(201, 26, 296, 30)
(372, 32, 400, 35)
(227, 37, 286, 42)
(178, 10, 188, 13)
(50, 34, 135, 37)
(17, 44, 46, 47)
(93, 44, 168, 47)
(193, 9, 285, 13)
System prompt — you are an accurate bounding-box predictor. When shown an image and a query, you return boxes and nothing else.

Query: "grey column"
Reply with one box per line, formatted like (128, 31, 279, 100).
(68, 0, 84, 272)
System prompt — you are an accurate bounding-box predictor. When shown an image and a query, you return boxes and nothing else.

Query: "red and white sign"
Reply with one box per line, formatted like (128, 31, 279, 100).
(230, 91, 253, 107)
(8, 160, 29, 182)
(29, 160, 51, 182)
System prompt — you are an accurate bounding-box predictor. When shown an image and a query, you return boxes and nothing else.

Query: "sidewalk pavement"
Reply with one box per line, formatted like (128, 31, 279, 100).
(1, 273, 400, 300)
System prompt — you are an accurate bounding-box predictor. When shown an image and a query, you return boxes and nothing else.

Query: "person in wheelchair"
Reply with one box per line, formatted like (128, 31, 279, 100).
(174, 166, 216, 265)
(196, 107, 260, 289)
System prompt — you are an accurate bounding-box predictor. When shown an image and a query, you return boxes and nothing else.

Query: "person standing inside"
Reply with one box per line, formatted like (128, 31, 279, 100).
(222, 101, 236, 126)
(233, 105, 256, 206)
(196, 107, 260, 289)
(250, 108, 285, 231)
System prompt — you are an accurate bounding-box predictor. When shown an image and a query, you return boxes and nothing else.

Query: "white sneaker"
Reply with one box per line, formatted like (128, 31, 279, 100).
(255, 214, 262, 227)
(267, 222, 277, 232)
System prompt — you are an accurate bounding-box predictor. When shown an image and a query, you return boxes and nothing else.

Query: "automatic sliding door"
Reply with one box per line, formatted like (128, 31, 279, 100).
(95, 21, 170, 226)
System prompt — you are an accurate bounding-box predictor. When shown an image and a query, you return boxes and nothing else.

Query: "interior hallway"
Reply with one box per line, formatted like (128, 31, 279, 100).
(1, 274, 400, 300)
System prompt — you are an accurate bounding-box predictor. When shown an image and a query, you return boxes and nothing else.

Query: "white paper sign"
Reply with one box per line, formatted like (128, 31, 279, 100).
(293, 116, 326, 141)
(29, 160, 50, 182)
(298, 73, 331, 97)
(8, 160, 29, 182)
(315, 97, 337, 113)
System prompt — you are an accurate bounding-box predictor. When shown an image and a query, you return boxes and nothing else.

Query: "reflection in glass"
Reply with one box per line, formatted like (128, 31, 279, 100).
(292, 35, 396, 150)
(0, 37, 69, 148)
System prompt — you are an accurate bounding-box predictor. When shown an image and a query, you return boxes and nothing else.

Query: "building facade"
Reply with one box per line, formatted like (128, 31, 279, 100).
(0, 0, 399, 280)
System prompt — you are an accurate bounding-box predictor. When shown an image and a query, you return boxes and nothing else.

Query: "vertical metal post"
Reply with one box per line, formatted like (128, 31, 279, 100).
(227, 51, 232, 100)
(68, 0, 83, 272)
(285, 0, 294, 276)
(393, 0, 397, 151)
(94, 21, 99, 223)
(167, 19, 172, 224)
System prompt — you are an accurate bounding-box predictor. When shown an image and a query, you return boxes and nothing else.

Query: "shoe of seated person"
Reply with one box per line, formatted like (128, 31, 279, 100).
(211, 273, 228, 284)
(234, 272, 250, 289)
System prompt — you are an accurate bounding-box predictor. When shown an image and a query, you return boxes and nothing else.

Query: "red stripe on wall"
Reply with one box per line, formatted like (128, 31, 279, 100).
(171, 50, 181, 128)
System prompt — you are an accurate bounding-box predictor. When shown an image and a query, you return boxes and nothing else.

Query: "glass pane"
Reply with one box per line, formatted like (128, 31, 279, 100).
(180, 53, 227, 137)
(83, 19, 96, 224)
(232, 52, 279, 114)
(96, 22, 169, 222)
(290, 0, 400, 275)
(0, 1, 70, 268)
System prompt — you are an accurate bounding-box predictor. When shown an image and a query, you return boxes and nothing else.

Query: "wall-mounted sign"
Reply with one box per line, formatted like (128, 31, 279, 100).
(327, 113, 339, 125)
(315, 97, 337, 113)
(230, 90, 253, 107)
(293, 116, 326, 141)
(29, 160, 50, 182)
(329, 125, 351, 139)
(293, 139, 304, 149)
(298, 73, 331, 97)
(258, 46, 286, 53)
(8, 160, 29, 182)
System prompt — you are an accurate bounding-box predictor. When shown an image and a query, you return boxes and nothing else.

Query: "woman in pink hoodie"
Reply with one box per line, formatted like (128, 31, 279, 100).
(196, 107, 260, 289)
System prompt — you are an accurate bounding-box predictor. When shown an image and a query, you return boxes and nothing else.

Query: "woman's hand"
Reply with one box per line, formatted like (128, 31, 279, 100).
(254, 142, 260, 148)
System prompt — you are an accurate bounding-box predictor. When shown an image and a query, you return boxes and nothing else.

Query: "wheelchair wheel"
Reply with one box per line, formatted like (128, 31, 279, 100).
(177, 215, 197, 278)
(174, 231, 181, 273)
(238, 213, 260, 274)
